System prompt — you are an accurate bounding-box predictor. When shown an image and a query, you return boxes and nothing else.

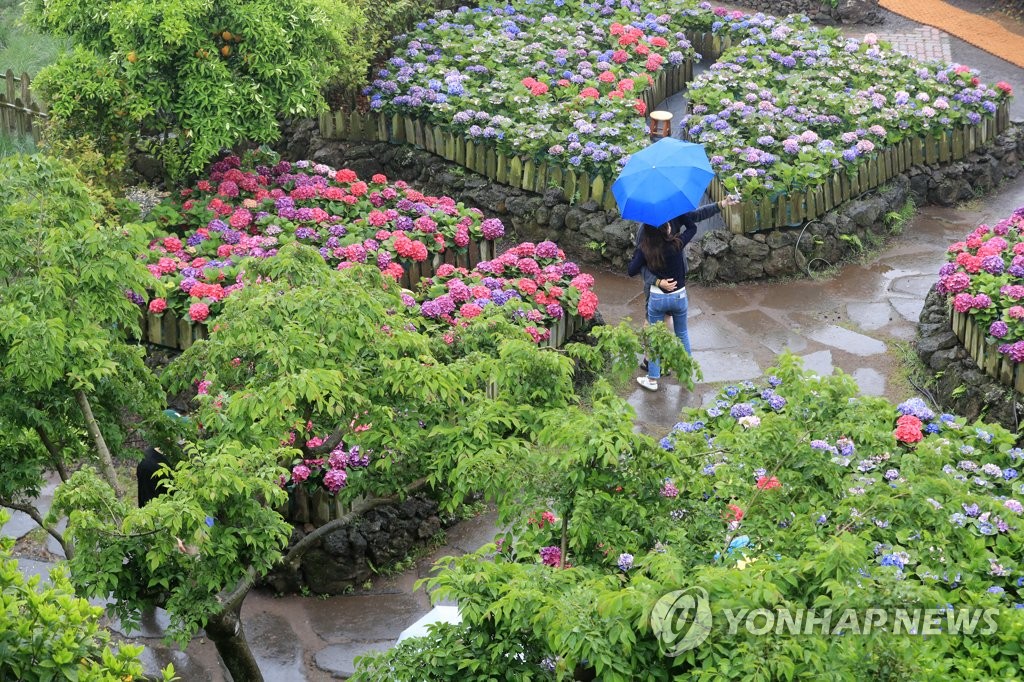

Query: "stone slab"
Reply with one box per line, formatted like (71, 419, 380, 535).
(690, 350, 762, 383)
(314, 641, 392, 679)
(851, 367, 886, 397)
(804, 324, 887, 357)
(305, 593, 427, 642)
(845, 302, 895, 332)
(1, 509, 37, 540)
(889, 296, 926, 324)
(799, 350, 835, 378)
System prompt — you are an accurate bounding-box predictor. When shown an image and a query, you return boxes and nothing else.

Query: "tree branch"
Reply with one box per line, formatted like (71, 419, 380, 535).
(216, 566, 259, 614)
(0, 500, 73, 559)
(305, 425, 347, 456)
(74, 389, 123, 498)
(33, 425, 70, 482)
(281, 477, 429, 570)
(559, 510, 569, 569)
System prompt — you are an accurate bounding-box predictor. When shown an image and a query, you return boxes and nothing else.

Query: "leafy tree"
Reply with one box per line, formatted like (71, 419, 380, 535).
(0, 154, 165, 535)
(51, 244, 689, 680)
(0, 511, 172, 681)
(27, 0, 366, 179)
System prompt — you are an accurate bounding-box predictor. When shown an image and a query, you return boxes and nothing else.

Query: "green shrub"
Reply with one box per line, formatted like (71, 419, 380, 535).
(26, 0, 365, 181)
(354, 354, 1024, 680)
(0, 513, 172, 681)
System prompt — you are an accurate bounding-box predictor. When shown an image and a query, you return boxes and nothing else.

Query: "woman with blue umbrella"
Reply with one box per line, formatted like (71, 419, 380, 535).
(615, 138, 738, 392)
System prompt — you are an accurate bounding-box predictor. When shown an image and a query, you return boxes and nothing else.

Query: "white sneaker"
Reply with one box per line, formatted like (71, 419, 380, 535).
(637, 376, 659, 392)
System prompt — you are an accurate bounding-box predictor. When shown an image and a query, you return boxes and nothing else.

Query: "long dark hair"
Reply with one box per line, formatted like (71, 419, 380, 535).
(639, 223, 682, 273)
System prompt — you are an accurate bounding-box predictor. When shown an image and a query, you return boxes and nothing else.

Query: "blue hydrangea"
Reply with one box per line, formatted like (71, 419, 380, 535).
(880, 554, 905, 569)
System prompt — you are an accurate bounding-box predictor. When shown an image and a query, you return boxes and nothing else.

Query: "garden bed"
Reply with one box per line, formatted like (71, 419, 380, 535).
(134, 154, 598, 350)
(925, 204, 1024, 399)
(333, 1, 1010, 236)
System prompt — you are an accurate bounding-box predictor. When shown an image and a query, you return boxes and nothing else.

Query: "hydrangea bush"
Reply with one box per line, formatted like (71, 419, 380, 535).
(938, 206, 1024, 363)
(364, 0, 1009, 191)
(411, 242, 600, 341)
(142, 154, 505, 321)
(354, 354, 1024, 680)
(138, 155, 602, 349)
(683, 15, 1011, 199)
(365, 0, 704, 179)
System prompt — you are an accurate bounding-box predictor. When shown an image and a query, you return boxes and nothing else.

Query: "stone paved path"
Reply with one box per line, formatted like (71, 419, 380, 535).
(879, 26, 953, 63)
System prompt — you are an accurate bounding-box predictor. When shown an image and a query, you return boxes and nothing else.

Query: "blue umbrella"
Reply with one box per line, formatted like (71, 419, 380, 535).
(612, 138, 715, 226)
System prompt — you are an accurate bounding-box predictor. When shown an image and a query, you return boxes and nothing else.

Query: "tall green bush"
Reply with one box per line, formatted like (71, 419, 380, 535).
(26, 0, 365, 180)
(354, 355, 1024, 680)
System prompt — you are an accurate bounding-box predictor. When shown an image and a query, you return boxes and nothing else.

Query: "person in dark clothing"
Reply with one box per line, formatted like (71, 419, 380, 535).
(137, 445, 171, 507)
(628, 197, 738, 391)
(137, 409, 188, 507)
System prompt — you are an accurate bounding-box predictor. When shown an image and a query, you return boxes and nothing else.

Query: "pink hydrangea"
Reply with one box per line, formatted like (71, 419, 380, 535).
(291, 464, 311, 484)
(189, 302, 210, 322)
(938, 272, 971, 294)
(324, 468, 348, 493)
(459, 303, 483, 319)
(660, 480, 679, 498)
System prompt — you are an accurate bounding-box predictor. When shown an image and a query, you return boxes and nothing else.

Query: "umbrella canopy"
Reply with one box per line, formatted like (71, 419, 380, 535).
(612, 138, 714, 226)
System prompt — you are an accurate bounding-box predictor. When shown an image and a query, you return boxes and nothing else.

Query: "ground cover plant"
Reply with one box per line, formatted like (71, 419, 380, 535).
(366, 0, 1010, 195)
(937, 205, 1024, 364)
(354, 355, 1024, 680)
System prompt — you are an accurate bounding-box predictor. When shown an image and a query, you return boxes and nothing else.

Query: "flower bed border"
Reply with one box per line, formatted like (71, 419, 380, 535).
(698, 106, 1010, 234)
(951, 308, 1024, 395)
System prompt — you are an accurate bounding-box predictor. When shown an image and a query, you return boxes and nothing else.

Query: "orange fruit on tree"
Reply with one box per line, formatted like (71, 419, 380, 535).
(220, 45, 231, 57)
(127, 51, 137, 63)
(222, 31, 232, 41)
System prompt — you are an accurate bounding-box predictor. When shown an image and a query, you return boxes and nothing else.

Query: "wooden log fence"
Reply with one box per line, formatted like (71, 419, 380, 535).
(285, 486, 367, 526)
(951, 309, 1024, 395)
(0, 70, 47, 141)
(319, 27, 1011, 235)
(711, 105, 1010, 234)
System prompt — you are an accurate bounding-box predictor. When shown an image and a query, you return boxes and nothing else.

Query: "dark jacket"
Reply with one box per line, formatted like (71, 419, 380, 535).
(628, 202, 721, 287)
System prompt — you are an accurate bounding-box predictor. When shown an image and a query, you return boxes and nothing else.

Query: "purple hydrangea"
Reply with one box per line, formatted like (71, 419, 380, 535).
(981, 255, 1005, 274)
(481, 218, 505, 240)
(730, 403, 754, 419)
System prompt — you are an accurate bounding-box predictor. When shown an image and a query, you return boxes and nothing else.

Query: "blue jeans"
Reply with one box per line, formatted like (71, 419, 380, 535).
(647, 290, 690, 379)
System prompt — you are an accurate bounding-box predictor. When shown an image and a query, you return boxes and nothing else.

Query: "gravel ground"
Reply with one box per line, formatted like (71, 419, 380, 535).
(123, 185, 170, 219)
